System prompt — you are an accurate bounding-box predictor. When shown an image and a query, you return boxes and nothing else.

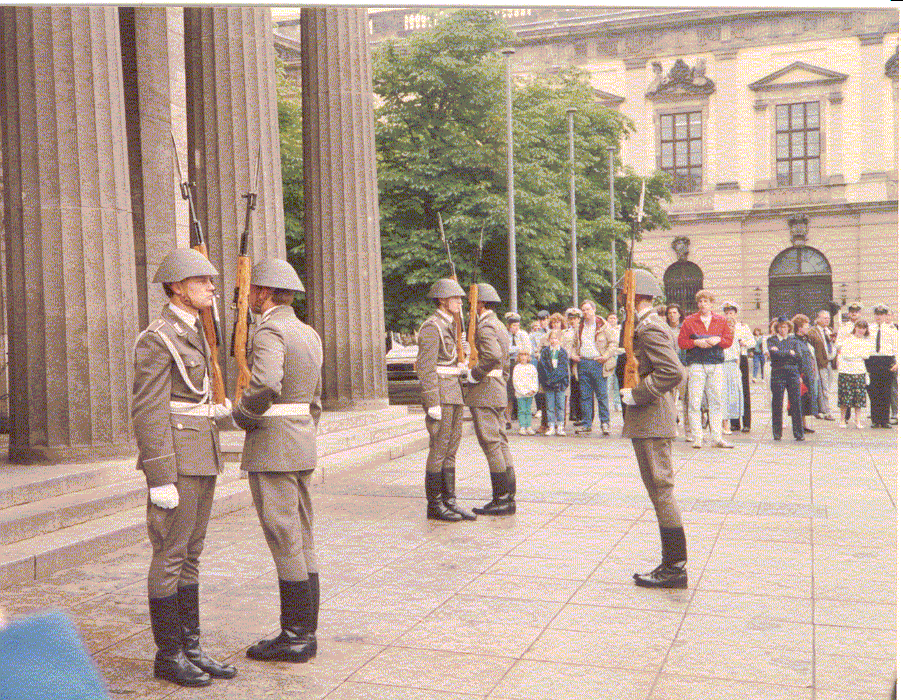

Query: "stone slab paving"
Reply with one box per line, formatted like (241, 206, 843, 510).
(2, 385, 896, 700)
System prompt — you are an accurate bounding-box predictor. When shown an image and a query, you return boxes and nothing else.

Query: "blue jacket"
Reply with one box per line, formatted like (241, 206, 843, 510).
(537, 346, 569, 391)
(766, 334, 805, 373)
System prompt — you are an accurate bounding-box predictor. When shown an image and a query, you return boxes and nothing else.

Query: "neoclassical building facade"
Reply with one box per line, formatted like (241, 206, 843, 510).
(324, 7, 899, 330)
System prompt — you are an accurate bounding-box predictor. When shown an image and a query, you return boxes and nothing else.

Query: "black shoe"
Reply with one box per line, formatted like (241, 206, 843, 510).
(472, 471, 515, 516)
(177, 585, 237, 679)
(803, 427, 815, 434)
(246, 629, 316, 663)
(741, 427, 751, 433)
(795, 436, 805, 441)
(441, 469, 476, 521)
(426, 472, 464, 522)
(633, 562, 687, 589)
(150, 594, 212, 687)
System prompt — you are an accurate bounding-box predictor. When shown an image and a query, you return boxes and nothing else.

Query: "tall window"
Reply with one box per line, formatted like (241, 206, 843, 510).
(776, 102, 820, 186)
(659, 111, 702, 193)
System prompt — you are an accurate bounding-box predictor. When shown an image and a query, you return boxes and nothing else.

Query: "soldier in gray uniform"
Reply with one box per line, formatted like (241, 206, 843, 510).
(463, 283, 517, 516)
(231, 258, 323, 664)
(617, 269, 688, 588)
(132, 249, 237, 687)
(415, 278, 475, 522)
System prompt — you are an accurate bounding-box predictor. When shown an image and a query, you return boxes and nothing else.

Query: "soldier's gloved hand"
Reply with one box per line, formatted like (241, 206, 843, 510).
(620, 388, 637, 406)
(149, 484, 179, 509)
(615, 347, 626, 356)
(464, 369, 479, 384)
(211, 398, 232, 420)
(462, 341, 471, 356)
(426, 405, 442, 420)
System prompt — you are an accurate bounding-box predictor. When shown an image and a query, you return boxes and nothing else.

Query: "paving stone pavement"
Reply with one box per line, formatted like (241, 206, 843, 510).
(3, 385, 897, 700)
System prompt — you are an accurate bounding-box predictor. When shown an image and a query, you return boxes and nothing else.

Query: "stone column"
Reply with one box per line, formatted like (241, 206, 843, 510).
(0, 7, 138, 462)
(299, 8, 388, 409)
(184, 7, 285, 390)
(120, 7, 190, 328)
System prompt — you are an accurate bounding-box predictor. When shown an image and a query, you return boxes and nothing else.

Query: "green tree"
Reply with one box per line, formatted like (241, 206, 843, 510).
(373, 10, 670, 332)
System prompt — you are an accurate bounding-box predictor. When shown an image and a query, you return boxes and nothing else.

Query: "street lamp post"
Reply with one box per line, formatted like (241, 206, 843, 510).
(607, 145, 617, 315)
(566, 107, 578, 308)
(502, 47, 516, 312)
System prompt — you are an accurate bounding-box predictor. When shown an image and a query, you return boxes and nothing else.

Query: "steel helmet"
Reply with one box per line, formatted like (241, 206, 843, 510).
(250, 258, 305, 292)
(616, 269, 663, 299)
(427, 278, 465, 299)
(475, 283, 501, 303)
(153, 249, 219, 284)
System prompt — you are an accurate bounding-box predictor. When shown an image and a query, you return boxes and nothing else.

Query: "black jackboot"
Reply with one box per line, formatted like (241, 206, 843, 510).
(441, 469, 476, 520)
(177, 584, 237, 679)
(633, 526, 688, 589)
(426, 472, 463, 521)
(150, 593, 211, 687)
(472, 471, 515, 516)
(246, 579, 317, 663)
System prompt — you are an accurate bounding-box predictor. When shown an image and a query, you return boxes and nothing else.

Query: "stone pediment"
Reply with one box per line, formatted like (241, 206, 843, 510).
(593, 88, 624, 107)
(748, 61, 848, 92)
(646, 58, 715, 101)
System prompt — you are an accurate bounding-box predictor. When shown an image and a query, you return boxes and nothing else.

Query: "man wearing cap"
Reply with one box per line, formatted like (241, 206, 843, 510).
(617, 270, 688, 588)
(464, 284, 517, 516)
(132, 249, 236, 687)
(866, 304, 897, 429)
(231, 258, 323, 663)
(415, 278, 474, 522)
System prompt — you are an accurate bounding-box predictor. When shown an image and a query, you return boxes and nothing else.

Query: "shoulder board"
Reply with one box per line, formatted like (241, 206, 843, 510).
(147, 319, 166, 333)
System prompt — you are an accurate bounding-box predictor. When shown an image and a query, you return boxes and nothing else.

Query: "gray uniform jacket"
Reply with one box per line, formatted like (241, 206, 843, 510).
(132, 306, 222, 488)
(415, 309, 464, 408)
(234, 305, 323, 472)
(464, 310, 510, 408)
(622, 309, 686, 440)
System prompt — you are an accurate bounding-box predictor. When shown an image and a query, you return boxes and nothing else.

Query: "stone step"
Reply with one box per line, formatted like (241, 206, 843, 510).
(0, 460, 136, 511)
(0, 471, 147, 545)
(0, 416, 432, 590)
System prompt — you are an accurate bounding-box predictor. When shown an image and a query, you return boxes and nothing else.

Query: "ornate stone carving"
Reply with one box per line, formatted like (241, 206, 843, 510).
(788, 215, 809, 246)
(646, 58, 715, 100)
(671, 236, 691, 260)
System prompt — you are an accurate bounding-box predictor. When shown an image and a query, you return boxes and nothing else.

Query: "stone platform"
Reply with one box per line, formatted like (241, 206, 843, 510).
(1, 385, 896, 699)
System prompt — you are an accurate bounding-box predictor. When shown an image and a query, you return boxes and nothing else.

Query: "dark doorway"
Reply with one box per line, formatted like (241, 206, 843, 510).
(768, 245, 832, 321)
(664, 260, 704, 314)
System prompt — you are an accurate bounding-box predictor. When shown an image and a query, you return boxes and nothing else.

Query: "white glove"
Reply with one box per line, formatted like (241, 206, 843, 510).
(620, 388, 637, 406)
(427, 405, 442, 420)
(615, 348, 626, 356)
(464, 369, 479, 384)
(149, 484, 179, 509)
(211, 398, 232, 420)
(462, 341, 471, 356)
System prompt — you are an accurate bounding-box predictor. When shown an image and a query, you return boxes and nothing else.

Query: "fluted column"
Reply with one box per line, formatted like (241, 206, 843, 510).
(0, 7, 138, 462)
(184, 7, 285, 391)
(299, 8, 388, 409)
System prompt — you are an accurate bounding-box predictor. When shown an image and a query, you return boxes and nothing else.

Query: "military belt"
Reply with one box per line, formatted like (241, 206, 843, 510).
(486, 369, 503, 377)
(436, 366, 463, 375)
(170, 401, 214, 416)
(261, 403, 311, 417)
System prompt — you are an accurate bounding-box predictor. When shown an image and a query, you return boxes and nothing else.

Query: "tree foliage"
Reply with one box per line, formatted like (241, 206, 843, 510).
(373, 10, 671, 332)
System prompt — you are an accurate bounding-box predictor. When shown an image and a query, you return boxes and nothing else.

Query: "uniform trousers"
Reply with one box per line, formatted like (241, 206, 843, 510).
(470, 406, 514, 473)
(424, 404, 463, 474)
(631, 438, 682, 528)
(688, 363, 724, 440)
(676, 371, 691, 437)
(248, 471, 317, 582)
(147, 474, 216, 599)
(867, 367, 894, 426)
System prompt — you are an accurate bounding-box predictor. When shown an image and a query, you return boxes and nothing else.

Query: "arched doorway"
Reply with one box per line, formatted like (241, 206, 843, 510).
(664, 260, 704, 314)
(768, 245, 832, 321)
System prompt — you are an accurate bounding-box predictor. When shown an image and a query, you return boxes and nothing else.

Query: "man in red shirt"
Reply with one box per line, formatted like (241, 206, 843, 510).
(677, 289, 734, 448)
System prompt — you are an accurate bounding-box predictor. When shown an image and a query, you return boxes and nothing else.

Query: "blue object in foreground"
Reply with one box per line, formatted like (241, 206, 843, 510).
(0, 609, 109, 700)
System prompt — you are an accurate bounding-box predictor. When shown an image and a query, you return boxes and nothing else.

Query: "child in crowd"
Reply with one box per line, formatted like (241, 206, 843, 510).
(538, 330, 570, 435)
(512, 350, 538, 434)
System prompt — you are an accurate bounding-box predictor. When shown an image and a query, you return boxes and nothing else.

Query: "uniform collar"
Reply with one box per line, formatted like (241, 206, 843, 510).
(637, 307, 655, 322)
(436, 309, 453, 323)
(168, 302, 198, 328)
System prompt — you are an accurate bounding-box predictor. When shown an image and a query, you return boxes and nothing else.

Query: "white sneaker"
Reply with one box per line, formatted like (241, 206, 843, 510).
(601, 422, 610, 435)
(684, 435, 694, 442)
(518, 427, 527, 435)
(556, 425, 566, 435)
(527, 427, 536, 435)
(692, 438, 702, 449)
(713, 438, 734, 449)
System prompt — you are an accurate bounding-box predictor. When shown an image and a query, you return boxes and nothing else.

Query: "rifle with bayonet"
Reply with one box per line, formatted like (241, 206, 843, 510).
(170, 133, 226, 405)
(467, 224, 485, 370)
(621, 178, 646, 391)
(231, 145, 262, 404)
(437, 213, 466, 365)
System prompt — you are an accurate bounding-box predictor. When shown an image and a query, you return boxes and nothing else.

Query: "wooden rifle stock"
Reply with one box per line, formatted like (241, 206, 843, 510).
(437, 212, 465, 365)
(231, 147, 260, 404)
(467, 284, 479, 369)
(622, 268, 639, 390)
